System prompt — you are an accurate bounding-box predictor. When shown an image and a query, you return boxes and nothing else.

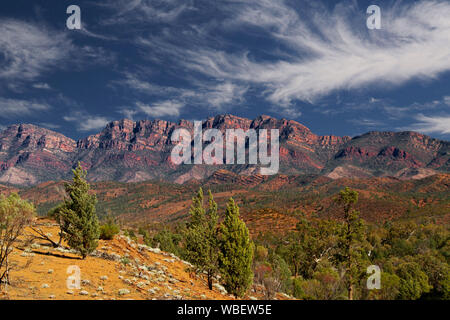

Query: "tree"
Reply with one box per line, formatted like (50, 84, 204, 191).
(334, 187, 367, 300)
(286, 218, 340, 279)
(59, 162, 100, 259)
(396, 261, 432, 299)
(0, 193, 35, 288)
(218, 197, 254, 297)
(185, 188, 219, 290)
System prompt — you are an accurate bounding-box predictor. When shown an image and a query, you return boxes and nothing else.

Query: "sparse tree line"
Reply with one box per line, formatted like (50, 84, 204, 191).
(1, 163, 449, 299)
(253, 189, 449, 300)
(143, 187, 450, 300)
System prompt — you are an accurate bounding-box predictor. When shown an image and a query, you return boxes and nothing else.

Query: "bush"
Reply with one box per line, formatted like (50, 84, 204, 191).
(0, 193, 35, 287)
(124, 229, 137, 242)
(151, 229, 183, 256)
(99, 218, 120, 240)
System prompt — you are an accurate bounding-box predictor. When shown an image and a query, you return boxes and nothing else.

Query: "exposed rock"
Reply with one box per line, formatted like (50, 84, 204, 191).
(1, 116, 447, 187)
(118, 289, 130, 296)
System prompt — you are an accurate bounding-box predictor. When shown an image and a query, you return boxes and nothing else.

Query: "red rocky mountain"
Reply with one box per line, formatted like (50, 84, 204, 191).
(0, 115, 448, 186)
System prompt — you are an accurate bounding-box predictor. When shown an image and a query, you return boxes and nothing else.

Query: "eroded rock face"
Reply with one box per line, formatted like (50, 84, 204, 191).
(0, 124, 76, 184)
(0, 115, 448, 186)
(0, 124, 76, 152)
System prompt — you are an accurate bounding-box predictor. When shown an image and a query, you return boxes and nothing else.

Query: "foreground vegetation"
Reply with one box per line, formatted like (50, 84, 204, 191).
(1, 165, 448, 299)
(143, 188, 450, 300)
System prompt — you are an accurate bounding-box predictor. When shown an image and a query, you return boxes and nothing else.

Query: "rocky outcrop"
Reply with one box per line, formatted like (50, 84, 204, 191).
(0, 115, 448, 186)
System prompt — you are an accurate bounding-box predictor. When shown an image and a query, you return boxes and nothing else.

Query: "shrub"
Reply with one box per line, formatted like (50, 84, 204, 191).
(151, 228, 183, 256)
(99, 218, 120, 240)
(0, 193, 35, 287)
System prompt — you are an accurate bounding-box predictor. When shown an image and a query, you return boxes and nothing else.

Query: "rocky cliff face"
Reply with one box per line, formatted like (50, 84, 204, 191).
(0, 124, 76, 185)
(0, 115, 448, 186)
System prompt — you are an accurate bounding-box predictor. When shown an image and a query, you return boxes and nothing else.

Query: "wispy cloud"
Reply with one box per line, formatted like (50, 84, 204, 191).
(0, 97, 50, 118)
(139, 0, 450, 110)
(114, 73, 248, 114)
(0, 19, 116, 91)
(32, 82, 52, 90)
(349, 118, 384, 128)
(384, 96, 450, 119)
(64, 112, 111, 132)
(135, 100, 184, 117)
(444, 96, 450, 106)
(38, 122, 60, 130)
(101, 0, 192, 25)
(0, 19, 72, 87)
(403, 114, 450, 135)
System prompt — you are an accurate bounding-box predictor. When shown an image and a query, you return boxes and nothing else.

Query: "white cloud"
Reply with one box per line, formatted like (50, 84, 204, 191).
(101, 0, 191, 25)
(38, 122, 60, 130)
(0, 19, 115, 90)
(0, 97, 50, 118)
(0, 19, 72, 86)
(384, 96, 450, 119)
(405, 114, 450, 135)
(32, 82, 52, 90)
(118, 108, 138, 120)
(444, 96, 450, 106)
(116, 73, 181, 96)
(201, 82, 247, 109)
(64, 112, 111, 132)
(115, 73, 248, 113)
(349, 118, 384, 128)
(151, 0, 450, 107)
(136, 100, 184, 117)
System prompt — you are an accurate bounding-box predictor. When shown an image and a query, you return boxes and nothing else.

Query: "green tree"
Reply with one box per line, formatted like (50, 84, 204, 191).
(396, 261, 432, 299)
(99, 216, 120, 240)
(334, 187, 367, 300)
(287, 218, 340, 279)
(367, 272, 401, 300)
(150, 228, 183, 256)
(218, 197, 254, 297)
(59, 162, 100, 259)
(0, 193, 35, 287)
(185, 188, 219, 290)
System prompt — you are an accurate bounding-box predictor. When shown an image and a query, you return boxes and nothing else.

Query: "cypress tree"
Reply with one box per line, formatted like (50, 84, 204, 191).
(185, 188, 219, 290)
(60, 162, 99, 259)
(334, 187, 367, 300)
(218, 197, 254, 298)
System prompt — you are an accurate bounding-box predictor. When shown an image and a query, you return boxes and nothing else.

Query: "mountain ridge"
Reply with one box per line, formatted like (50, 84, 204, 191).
(0, 114, 448, 186)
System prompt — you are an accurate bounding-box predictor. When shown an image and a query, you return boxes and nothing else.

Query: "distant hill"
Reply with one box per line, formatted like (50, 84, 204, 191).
(0, 114, 448, 186)
(13, 173, 450, 232)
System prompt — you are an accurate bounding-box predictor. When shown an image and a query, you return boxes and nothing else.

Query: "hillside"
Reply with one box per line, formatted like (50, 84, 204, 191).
(0, 115, 448, 186)
(5, 173, 448, 235)
(2, 218, 290, 300)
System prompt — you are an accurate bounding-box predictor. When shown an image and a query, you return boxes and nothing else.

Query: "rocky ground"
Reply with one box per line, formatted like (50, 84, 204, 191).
(1, 218, 292, 300)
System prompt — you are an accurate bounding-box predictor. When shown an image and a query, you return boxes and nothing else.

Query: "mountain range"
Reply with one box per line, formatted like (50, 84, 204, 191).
(0, 114, 448, 186)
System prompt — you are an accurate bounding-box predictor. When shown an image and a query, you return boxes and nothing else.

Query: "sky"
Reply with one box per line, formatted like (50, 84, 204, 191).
(0, 0, 449, 140)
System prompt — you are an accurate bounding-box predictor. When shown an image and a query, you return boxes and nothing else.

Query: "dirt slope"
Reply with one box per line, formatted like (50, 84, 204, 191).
(1, 219, 290, 300)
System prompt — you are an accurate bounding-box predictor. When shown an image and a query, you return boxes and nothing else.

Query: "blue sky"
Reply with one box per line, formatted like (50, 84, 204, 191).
(0, 0, 449, 140)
